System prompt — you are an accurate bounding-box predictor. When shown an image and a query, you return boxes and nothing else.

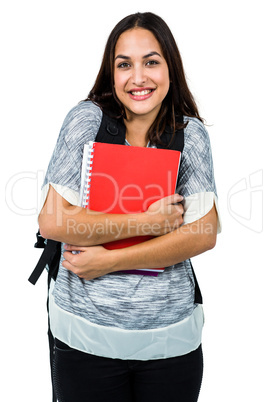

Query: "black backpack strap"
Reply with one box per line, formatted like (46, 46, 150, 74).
(190, 261, 203, 304)
(157, 115, 184, 153)
(29, 233, 60, 400)
(95, 112, 126, 144)
(28, 233, 61, 285)
(96, 111, 185, 150)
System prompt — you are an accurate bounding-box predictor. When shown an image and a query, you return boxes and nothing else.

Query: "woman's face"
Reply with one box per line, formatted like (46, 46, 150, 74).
(114, 28, 170, 122)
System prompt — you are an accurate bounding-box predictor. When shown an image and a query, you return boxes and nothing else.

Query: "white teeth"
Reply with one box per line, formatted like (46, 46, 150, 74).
(131, 89, 153, 96)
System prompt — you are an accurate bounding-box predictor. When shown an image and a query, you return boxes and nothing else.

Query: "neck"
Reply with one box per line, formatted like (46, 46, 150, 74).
(124, 116, 153, 147)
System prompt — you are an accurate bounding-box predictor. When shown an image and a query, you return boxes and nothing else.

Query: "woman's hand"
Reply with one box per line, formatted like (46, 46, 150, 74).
(62, 203, 216, 279)
(62, 244, 116, 281)
(144, 194, 184, 236)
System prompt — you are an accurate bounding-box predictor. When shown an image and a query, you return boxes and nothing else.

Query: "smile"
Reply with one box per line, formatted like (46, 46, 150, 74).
(130, 89, 154, 96)
(128, 88, 155, 101)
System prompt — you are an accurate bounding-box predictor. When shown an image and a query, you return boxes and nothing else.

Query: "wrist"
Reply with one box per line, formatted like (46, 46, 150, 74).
(108, 248, 126, 273)
(138, 212, 162, 237)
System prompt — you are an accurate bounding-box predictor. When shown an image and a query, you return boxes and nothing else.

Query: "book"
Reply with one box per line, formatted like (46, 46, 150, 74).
(80, 141, 181, 276)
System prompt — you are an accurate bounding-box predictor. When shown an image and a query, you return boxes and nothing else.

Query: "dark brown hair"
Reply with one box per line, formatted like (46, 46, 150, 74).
(85, 12, 203, 145)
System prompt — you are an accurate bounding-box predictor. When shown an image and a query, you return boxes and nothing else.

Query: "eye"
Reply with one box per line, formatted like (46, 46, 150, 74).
(146, 60, 159, 66)
(117, 62, 131, 69)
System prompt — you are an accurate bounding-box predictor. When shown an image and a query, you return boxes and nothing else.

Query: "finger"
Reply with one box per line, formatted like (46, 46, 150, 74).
(162, 193, 183, 204)
(63, 251, 77, 264)
(173, 203, 184, 214)
(62, 259, 90, 280)
(62, 259, 76, 273)
(173, 193, 184, 203)
(64, 244, 86, 252)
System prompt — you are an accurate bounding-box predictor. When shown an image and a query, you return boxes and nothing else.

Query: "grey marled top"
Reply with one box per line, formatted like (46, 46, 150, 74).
(43, 101, 217, 330)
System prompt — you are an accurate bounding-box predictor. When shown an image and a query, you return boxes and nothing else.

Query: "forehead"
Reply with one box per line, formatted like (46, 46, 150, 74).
(115, 28, 163, 57)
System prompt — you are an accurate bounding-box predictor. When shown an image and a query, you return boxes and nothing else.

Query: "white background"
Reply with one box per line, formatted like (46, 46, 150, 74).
(1, 0, 267, 400)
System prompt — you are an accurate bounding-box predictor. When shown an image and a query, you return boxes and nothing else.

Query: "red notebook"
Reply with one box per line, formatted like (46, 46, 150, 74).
(80, 141, 181, 276)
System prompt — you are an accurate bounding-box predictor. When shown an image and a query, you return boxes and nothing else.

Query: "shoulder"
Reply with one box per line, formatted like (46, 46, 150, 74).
(60, 101, 103, 146)
(62, 101, 103, 130)
(183, 116, 210, 143)
(178, 116, 217, 197)
(183, 116, 211, 153)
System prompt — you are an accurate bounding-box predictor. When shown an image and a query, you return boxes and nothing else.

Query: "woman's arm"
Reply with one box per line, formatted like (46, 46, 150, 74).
(62, 204, 218, 280)
(38, 185, 184, 246)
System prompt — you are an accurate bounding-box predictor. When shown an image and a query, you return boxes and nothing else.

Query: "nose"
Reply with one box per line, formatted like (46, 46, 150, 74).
(131, 65, 146, 86)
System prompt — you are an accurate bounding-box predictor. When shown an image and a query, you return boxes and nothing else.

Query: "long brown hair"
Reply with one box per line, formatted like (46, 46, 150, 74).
(85, 12, 203, 145)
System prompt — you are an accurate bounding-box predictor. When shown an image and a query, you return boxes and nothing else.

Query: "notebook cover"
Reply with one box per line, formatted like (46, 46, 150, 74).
(81, 141, 181, 275)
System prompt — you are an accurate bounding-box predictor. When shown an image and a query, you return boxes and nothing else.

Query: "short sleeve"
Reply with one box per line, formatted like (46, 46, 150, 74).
(39, 101, 102, 213)
(178, 117, 221, 232)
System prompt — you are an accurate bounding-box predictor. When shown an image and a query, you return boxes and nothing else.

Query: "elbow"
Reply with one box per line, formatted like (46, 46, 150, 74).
(203, 206, 218, 251)
(205, 232, 217, 251)
(38, 212, 97, 246)
(38, 214, 47, 239)
(38, 213, 59, 241)
(38, 225, 51, 241)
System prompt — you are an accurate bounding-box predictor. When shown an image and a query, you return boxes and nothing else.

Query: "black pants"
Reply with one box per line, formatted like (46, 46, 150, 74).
(53, 339, 203, 402)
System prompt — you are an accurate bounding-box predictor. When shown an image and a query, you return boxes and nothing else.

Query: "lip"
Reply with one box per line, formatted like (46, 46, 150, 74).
(128, 87, 156, 101)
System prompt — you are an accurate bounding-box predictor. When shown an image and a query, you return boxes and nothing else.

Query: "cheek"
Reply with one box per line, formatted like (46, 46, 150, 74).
(157, 72, 170, 97)
(114, 72, 126, 94)
(153, 68, 170, 88)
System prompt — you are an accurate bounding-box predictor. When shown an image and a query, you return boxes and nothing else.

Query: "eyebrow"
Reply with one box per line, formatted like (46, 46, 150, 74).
(114, 51, 162, 61)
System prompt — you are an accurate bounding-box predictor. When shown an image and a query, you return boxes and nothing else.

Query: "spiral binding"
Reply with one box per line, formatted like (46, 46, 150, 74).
(81, 141, 95, 208)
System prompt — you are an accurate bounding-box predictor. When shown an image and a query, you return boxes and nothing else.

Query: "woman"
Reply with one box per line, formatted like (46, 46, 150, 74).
(39, 12, 220, 402)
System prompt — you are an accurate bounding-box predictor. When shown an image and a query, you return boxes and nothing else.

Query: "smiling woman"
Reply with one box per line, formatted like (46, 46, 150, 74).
(113, 28, 170, 146)
(88, 12, 201, 146)
(113, 28, 170, 139)
(38, 11, 220, 402)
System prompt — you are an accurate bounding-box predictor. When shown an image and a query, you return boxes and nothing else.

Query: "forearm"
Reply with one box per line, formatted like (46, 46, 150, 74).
(110, 205, 218, 272)
(39, 201, 152, 246)
(62, 206, 217, 281)
(38, 185, 183, 246)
